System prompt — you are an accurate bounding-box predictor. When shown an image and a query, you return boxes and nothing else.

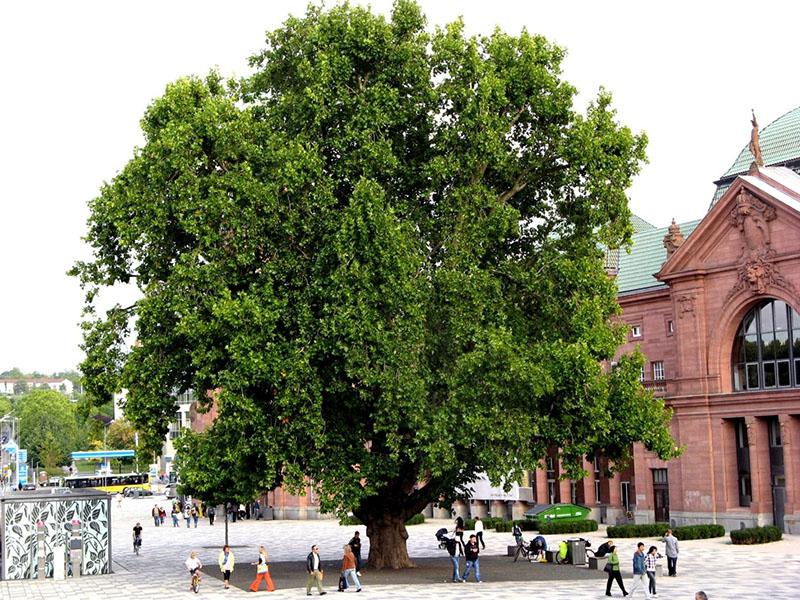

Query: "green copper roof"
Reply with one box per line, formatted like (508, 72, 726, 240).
(712, 106, 800, 206)
(616, 219, 701, 294)
(721, 106, 800, 177)
(630, 214, 656, 233)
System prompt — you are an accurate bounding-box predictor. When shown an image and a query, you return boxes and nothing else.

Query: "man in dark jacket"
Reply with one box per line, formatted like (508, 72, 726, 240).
(305, 545, 327, 596)
(348, 531, 362, 575)
(461, 534, 481, 583)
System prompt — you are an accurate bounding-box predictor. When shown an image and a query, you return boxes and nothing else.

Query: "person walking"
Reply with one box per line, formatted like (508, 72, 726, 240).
(663, 529, 679, 577)
(645, 545, 661, 596)
(184, 503, 192, 528)
(207, 504, 216, 526)
(249, 545, 276, 592)
(348, 531, 363, 576)
(340, 544, 362, 592)
(461, 534, 481, 583)
(218, 545, 235, 590)
(191, 503, 199, 528)
(629, 543, 650, 599)
(151, 504, 160, 527)
(454, 516, 465, 555)
(115, 492, 123, 510)
(132, 522, 143, 555)
(445, 533, 462, 582)
(474, 516, 485, 550)
(306, 544, 327, 596)
(171, 504, 180, 527)
(159, 505, 166, 525)
(604, 544, 627, 597)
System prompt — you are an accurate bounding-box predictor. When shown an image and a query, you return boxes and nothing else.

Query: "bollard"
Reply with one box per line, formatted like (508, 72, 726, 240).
(36, 521, 46, 579)
(69, 520, 82, 577)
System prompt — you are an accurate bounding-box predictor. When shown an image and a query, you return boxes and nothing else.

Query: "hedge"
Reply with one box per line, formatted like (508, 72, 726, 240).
(339, 514, 425, 526)
(607, 523, 725, 540)
(730, 525, 782, 545)
(537, 519, 598, 535)
(672, 524, 725, 540)
(606, 523, 670, 538)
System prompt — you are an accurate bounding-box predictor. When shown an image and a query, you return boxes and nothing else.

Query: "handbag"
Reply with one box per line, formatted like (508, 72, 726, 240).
(338, 573, 349, 591)
(603, 562, 613, 573)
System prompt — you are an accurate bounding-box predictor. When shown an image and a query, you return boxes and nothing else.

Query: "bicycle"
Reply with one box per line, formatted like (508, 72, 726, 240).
(190, 570, 202, 594)
(513, 538, 531, 562)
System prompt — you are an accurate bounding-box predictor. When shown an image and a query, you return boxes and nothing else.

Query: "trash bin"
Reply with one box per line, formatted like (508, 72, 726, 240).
(567, 538, 586, 565)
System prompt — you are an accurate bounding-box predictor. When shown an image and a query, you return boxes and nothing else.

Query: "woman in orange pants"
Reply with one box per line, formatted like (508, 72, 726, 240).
(250, 545, 276, 592)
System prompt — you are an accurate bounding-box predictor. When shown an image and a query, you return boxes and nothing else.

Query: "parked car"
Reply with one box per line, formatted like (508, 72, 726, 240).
(123, 487, 153, 498)
(22, 483, 37, 491)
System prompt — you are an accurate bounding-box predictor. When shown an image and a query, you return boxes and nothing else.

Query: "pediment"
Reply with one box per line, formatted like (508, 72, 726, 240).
(657, 168, 800, 284)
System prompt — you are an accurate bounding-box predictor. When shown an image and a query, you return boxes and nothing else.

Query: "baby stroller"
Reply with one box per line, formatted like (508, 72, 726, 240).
(436, 527, 452, 550)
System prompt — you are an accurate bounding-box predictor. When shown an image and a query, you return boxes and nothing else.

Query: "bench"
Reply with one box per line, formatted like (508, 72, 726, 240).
(588, 556, 608, 570)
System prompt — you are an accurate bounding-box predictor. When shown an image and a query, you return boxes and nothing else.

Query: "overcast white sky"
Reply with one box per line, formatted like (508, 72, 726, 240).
(2, 0, 800, 374)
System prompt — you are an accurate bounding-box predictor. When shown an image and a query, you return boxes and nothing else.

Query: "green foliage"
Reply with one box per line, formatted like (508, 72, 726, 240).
(672, 524, 725, 540)
(536, 519, 598, 534)
(405, 513, 426, 525)
(730, 526, 782, 545)
(16, 389, 80, 468)
(72, 0, 677, 564)
(0, 396, 12, 417)
(513, 519, 539, 531)
(105, 419, 136, 450)
(607, 523, 670, 538)
(494, 520, 513, 533)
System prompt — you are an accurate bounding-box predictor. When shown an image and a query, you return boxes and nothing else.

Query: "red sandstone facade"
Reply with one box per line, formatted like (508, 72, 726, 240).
(603, 167, 800, 533)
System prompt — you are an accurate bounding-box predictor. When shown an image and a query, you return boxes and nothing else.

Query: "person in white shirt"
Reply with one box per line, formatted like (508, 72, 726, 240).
(474, 516, 486, 549)
(185, 551, 203, 590)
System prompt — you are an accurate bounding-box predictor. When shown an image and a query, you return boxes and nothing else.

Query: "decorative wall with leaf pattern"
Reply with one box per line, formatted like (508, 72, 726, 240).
(1, 494, 110, 580)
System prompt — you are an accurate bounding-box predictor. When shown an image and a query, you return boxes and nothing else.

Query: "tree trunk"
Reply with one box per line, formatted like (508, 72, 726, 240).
(364, 515, 415, 569)
(224, 509, 229, 547)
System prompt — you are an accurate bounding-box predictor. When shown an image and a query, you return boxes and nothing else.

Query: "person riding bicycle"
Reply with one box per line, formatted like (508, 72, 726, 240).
(185, 551, 203, 590)
(132, 522, 143, 554)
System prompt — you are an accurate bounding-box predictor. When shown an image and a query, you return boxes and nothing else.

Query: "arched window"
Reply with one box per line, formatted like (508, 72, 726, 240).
(732, 300, 800, 391)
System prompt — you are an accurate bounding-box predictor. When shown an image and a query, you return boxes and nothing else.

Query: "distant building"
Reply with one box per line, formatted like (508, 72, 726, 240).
(0, 378, 74, 397)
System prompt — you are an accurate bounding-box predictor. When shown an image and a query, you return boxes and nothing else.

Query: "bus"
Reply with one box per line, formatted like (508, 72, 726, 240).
(64, 472, 151, 494)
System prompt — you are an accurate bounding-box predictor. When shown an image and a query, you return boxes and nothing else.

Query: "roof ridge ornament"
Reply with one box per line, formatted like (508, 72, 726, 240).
(662, 218, 685, 259)
(749, 109, 764, 169)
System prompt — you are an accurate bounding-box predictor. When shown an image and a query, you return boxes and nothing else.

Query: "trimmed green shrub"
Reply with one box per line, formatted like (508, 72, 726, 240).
(405, 513, 425, 526)
(730, 525, 782, 545)
(513, 519, 538, 531)
(494, 520, 513, 532)
(339, 513, 425, 526)
(606, 523, 670, 538)
(537, 519, 598, 535)
(672, 524, 725, 540)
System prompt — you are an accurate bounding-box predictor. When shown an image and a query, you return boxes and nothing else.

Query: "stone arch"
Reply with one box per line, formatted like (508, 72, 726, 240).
(708, 289, 800, 394)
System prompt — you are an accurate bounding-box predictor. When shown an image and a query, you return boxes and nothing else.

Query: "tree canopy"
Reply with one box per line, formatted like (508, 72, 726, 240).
(73, 1, 678, 567)
(16, 389, 80, 469)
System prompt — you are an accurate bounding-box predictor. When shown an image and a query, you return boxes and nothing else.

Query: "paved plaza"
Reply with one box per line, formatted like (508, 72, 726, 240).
(2, 493, 799, 599)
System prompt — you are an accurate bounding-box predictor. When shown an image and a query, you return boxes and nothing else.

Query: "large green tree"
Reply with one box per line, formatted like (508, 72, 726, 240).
(73, 2, 678, 568)
(16, 389, 80, 469)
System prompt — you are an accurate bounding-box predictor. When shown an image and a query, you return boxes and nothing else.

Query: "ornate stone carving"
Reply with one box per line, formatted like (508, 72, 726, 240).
(724, 255, 799, 304)
(663, 219, 685, 258)
(729, 189, 776, 261)
(677, 294, 696, 318)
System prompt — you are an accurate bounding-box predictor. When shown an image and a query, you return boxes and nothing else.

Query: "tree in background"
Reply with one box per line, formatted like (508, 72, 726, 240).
(0, 396, 11, 417)
(16, 389, 80, 470)
(105, 418, 136, 450)
(73, 1, 678, 568)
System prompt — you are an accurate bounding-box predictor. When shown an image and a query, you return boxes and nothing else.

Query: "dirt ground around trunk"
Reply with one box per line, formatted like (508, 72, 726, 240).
(207, 555, 604, 592)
